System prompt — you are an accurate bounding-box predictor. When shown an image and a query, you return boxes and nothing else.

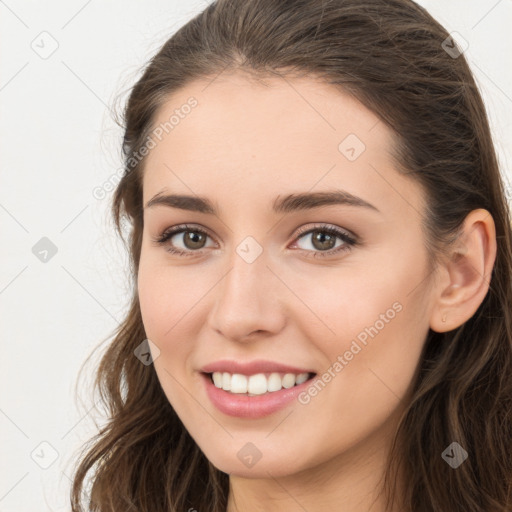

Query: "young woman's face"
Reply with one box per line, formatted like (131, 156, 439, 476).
(138, 72, 437, 478)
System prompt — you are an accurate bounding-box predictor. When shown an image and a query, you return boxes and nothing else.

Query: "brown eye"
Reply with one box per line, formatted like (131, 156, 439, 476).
(153, 225, 215, 256)
(292, 224, 358, 259)
(153, 223, 357, 259)
(309, 230, 337, 251)
(181, 231, 207, 250)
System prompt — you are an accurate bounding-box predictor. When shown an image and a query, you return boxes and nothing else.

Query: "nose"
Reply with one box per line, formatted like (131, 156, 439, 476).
(206, 248, 286, 342)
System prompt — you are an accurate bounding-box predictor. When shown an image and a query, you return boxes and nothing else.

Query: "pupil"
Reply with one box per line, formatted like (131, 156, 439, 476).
(313, 231, 335, 250)
(185, 231, 205, 249)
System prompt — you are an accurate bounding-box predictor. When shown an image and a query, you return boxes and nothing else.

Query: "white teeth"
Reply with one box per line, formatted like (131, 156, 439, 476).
(295, 372, 308, 385)
(282, 373, 296, 389)
(248, 374, 267, 395)
(211, 371, 311, 394)
(222, 372, 231, 391)
(267, 373, 282, 392)
(230, 373, 247, 393)
(212, 372, 223, 388)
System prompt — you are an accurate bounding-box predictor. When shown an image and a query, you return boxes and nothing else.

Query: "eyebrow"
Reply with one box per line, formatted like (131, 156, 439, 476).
(144, 189, 380, 215)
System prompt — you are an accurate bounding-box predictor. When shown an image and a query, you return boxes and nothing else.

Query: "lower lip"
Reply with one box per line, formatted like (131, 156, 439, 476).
(201, 372, 315, 419)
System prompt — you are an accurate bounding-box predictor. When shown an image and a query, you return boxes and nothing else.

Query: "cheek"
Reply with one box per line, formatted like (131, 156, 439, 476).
(137, 261, 202, 416)
(137, 257, 206, 339)
(287, 265, 405, 348)
(290, 246, 430, 389)
(137, 258, 216, 406)
(288, 289, 427, 470)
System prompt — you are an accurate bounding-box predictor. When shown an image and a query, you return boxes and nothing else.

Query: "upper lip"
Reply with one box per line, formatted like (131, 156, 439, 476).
(200, 359, 315, 376)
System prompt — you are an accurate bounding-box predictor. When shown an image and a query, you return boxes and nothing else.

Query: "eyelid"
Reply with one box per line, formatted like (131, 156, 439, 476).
(153, 222, 358, 257)
(293, 223, 357, 242)
(152, 223, 216, 250)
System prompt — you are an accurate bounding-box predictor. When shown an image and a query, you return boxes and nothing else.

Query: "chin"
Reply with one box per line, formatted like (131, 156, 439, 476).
(198, 442, 307, 479)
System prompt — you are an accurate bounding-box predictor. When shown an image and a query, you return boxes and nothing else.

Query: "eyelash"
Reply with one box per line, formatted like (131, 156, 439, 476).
(152, 223, 358, 259)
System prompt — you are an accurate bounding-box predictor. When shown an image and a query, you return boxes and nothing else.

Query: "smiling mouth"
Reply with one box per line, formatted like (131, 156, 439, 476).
(204, 371, 317, 396)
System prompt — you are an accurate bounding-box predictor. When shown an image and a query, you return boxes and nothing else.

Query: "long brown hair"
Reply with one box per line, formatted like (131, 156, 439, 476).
(70, 0, 512, 510)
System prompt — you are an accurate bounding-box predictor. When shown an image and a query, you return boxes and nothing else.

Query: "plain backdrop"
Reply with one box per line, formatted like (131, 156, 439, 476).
(1, 1, 511, 510)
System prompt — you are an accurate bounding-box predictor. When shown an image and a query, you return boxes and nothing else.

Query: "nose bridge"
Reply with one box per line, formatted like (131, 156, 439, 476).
(225, 243, 268, 303)
(207, 241, 285, 340)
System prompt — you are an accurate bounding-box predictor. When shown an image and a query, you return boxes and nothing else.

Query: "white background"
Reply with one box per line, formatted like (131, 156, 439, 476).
(1, 1, 511, 510)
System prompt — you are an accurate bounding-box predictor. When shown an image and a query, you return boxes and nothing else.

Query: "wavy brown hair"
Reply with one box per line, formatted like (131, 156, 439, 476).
(70, 0, 512, 510)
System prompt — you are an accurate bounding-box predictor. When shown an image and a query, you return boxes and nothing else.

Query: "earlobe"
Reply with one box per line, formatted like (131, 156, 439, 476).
(429, 208, 497, 333)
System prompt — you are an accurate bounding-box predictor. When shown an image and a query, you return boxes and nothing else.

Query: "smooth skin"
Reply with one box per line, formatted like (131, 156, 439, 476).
(137, 71, 496, 512)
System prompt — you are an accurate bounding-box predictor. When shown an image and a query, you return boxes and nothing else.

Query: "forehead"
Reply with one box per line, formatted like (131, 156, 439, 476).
(141, 71, 424, 220)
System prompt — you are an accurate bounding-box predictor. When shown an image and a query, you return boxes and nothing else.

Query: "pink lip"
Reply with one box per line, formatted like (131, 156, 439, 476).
(199, 359, 317, 419)
(200, 372, 315, 418)
(200, 359, 314, 375)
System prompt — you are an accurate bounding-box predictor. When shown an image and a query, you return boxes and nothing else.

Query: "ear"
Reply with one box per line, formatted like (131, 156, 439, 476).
(429, 208, 497, 333)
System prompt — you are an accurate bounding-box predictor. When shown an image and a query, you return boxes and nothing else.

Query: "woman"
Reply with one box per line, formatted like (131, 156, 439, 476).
(70, 0, 512, 510)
